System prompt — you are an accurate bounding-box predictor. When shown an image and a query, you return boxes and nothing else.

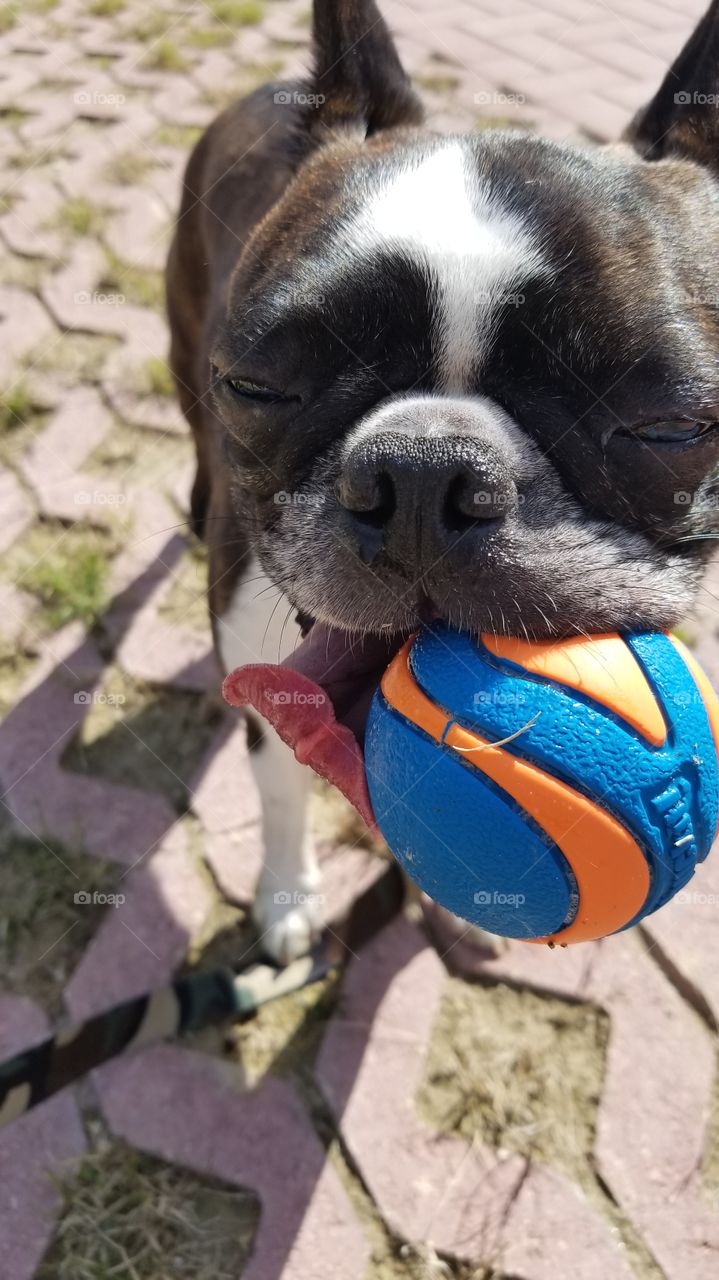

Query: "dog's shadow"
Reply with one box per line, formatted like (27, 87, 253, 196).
(0, 527, 419, 1279)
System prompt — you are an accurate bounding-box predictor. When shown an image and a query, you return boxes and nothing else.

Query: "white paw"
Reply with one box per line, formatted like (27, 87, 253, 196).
(254, 878, 324, 965)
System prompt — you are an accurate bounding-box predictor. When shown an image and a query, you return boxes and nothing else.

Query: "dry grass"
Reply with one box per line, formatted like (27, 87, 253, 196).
(39, 1122, 259, 1280)
(63, 668, 224, 812)
(0, 831, 117, 1017)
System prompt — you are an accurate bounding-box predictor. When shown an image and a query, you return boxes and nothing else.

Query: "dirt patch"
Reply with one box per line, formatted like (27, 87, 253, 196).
(0, 831, 118, 1017)
(62, 667, 224, 812)
(417, 979, 607, 1174)
(37, 1118, 260, 1280)
(415, 978, 662, 1280)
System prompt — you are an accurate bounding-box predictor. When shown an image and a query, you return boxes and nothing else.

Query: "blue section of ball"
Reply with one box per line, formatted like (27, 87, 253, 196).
(401, 627, 718, 928)
(365, 694, 576, 938)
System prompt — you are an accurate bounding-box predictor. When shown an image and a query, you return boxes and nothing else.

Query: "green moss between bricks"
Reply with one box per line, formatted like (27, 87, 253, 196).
(53, 197, 109, 238)
(3, 523, 119, 631)
(98, 249, 164, 310)
(86, 0, 125, 15)
(208, 0, 265, 25)
(24, 332, 121, 386)
(143, 38, 190, 72)
(38, 1121, 260, 1280)
(142, 355, 175, 398)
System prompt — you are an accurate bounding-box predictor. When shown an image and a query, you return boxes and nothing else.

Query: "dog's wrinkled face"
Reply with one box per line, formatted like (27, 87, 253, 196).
(212, 129, 719, 640)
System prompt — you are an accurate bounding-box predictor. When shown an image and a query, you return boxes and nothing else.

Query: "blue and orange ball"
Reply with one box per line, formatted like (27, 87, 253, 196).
(365, 628, 719, 944)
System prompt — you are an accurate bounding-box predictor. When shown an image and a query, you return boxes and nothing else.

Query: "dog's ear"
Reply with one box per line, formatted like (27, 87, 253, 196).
(625, 0, 719, 170)
(310, 0, 423, 137)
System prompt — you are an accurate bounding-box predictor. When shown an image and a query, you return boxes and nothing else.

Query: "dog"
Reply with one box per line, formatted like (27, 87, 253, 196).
(167, 0, 719, 963)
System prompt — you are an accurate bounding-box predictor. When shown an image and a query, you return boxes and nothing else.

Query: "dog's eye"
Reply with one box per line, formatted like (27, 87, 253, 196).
(633, 419, 718, 444)
(225, 376, 285, 404)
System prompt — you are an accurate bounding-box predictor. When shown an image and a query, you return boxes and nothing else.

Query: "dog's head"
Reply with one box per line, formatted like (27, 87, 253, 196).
(212, 0, 719, 651)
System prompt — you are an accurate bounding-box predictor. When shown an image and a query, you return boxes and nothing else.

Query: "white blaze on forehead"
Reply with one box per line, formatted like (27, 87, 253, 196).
(353, 141, 547, 391)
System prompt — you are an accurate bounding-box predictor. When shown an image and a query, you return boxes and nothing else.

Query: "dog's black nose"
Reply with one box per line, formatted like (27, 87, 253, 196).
(336, 430, 518, 569)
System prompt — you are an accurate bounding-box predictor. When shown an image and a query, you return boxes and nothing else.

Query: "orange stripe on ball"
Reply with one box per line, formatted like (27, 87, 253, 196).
(481, 633, 667, 747)
(381, 643, 651, 944)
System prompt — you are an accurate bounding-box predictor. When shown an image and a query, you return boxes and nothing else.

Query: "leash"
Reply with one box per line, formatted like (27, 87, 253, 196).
(0, 863, 405, 1131)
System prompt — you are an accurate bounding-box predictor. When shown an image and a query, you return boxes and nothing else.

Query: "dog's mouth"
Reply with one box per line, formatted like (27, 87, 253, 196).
(223, 621, 409, 829)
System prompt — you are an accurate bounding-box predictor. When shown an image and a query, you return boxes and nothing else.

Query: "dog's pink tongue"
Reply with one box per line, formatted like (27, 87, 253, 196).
(223, 624, 398, 831)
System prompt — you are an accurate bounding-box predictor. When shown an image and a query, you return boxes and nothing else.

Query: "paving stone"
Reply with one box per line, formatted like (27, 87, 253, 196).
(97, 1045, 369, 1280)
(0, 998, 86, 1280)
(317, 919, 634, 1275)
(0, 287, 55, 386)
(66, 823, 213, 1019)
(591, 937, 719, 1279)
(0, 467, 34, 554)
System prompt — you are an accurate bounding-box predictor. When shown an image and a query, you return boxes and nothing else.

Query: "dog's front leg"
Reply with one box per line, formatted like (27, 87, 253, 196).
(217, 559, 321, 963)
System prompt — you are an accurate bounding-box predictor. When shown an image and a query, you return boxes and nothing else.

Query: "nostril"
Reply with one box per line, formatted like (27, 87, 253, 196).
(336, 470, 395, 525)
(445, 472, 516, 530)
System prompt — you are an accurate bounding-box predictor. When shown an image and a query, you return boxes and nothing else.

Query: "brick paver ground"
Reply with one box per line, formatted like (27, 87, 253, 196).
(0, 2, 717, 1279)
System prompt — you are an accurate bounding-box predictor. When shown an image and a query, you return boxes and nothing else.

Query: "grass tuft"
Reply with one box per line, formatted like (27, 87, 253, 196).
(143, 38, 190, 72)
(86, 0, 124, 14)
(143, 356, 175, 397)
(0, 380, 34, 432)
(14, 526, 116, 629)
(55, 197, 107, 238)
(208, 0, 264, 25)
(38, 1124, 259, 1280)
